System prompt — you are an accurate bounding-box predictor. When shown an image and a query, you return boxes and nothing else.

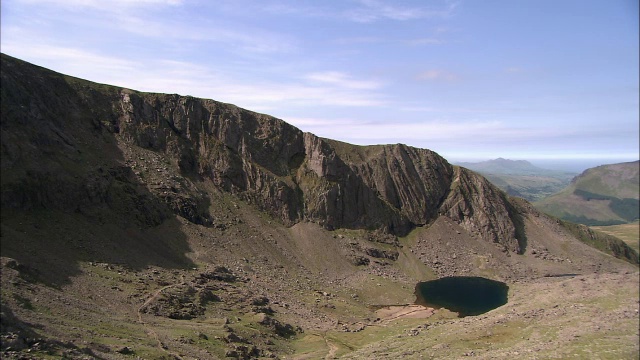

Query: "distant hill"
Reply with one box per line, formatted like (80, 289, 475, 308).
(456, 158, 577, 201)
(535, 161, 640, 226)
(458, 158, 554, 175)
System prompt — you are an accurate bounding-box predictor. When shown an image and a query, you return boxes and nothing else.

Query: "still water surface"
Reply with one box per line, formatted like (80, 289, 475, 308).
(415, 276, 508, 317)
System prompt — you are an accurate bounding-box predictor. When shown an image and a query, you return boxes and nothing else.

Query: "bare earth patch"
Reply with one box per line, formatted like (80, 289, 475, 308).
(375, 305, 436, 322)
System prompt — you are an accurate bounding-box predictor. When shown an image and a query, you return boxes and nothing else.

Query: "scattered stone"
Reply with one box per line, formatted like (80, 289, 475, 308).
(224, 333, 246, 344)
(251, 296, 270, 306)
(116, 346, 133, 355)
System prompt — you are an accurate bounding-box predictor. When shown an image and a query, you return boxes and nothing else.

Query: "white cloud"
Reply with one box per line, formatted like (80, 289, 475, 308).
(399, 106, 439, 112)
(305, 71, 383, 90)
(505, 67, 523, 73)
(1, 43, 137, 74)
(225, 0, 459, 26)
(221, 0, 458, 24)
(113, 14, 294, 54)
(284, 115, 640, 162)
(258, 2, 327, 18)
(346, 0, 458, 23)
(334, 36, 444, 47)
(2, 44, 386, 111)
(125, 67, 386, 109)
(333, 36, 386, 45)
(15, 0, 183, 9)
(280, 116, 594, 148)
(417, 69, 459, 81)
(404, 38, 443, 46)
(282, 117, 508, 141)
(7, 0, 294, 56)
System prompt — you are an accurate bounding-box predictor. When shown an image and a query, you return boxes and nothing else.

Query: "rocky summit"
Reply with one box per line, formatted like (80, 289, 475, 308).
(1, 53, 638, 359)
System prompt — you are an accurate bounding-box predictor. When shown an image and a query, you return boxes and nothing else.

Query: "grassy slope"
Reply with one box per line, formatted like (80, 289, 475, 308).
(574, 162, 639, 199)
(331, 272, 639, 360)
(592, 221, 640, 254)
(535, 161, 639, 225)
(482, 173, 572, 202)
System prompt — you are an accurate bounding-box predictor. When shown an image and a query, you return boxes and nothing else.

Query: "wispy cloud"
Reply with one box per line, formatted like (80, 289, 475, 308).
(280, 116, 606, 156)
(15, 0, 183, 10)
(305, 71, 383, 90)
(285, 116, 501, 136)
(224, 0, 458, 24)
(505, 67, 523, 73)
(1, 43, 137, 73)
(254, 0, 458, 23)
(132, 67, 385, 109)
(301, 119, 511, 142)
(333, 36, 386, 45)
(334, 36, 445, 47)
(282, 115, 640, 162)
(114, 14, 295, 54)
(8, 0, 295, 56)
(404, 38, 444, 46)
(2, 43, 386, 111)
(346, 0, 458, 23)
(398, 106, 495, 114)
(282, 117, 573, 159)
(417, 69, 459, 82)
(258, 2, 328, 18)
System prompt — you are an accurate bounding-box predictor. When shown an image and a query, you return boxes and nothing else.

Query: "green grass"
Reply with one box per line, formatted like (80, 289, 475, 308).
(574, 189, 639, 222)
(289, 332, 331, 358)
(560, 220, 639, 264)
(535, 161, 639, 226)
(13, 294, 35, 310)
(591, 221, 640, 253)
(483, 173, 572, 201)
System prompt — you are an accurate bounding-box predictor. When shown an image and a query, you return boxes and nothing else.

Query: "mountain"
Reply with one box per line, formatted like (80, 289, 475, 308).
(535, 161, 640, 226)
(456, 158, 577, 202)
(457, 158, 549, 175)
(1, 54, 638, 359)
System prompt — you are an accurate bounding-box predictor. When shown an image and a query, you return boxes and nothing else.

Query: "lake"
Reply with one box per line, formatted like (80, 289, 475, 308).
(415, 276, 509, 317)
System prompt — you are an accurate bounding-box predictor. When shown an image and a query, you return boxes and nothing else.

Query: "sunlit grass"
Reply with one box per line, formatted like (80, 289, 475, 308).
(591, 221, 639, 253)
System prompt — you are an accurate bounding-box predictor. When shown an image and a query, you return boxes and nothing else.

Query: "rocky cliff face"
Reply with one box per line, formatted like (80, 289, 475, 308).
(111, 88, 459, 237)
(439, 166, 525, 253)
(0, 54, 610, 256)
(113, 77, 522, 250)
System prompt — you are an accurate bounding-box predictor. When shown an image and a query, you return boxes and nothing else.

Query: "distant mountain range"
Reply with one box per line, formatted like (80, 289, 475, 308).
(455, 158, 577, 201)
(457, 158, 568, 176)
(535, 161, 640, 226)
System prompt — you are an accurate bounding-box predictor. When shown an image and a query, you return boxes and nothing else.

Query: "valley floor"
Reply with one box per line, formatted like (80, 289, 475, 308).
(1, 192, 638, 359)
(300, 271, 639, 359)
(2, 229, 638, 360)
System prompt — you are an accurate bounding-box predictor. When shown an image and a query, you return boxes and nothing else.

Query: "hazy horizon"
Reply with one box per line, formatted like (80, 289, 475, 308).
(450, 157, 638, 173)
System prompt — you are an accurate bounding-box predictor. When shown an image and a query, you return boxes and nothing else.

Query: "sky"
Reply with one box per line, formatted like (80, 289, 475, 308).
(1, 0, 639, 166)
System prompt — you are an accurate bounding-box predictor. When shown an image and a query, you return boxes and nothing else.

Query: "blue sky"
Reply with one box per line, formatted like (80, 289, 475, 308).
(1, 0, 638, 164)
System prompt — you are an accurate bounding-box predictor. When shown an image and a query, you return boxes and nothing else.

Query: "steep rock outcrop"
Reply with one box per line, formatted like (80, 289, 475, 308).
(0, 57, 171, 228)
(116, 90, 306, 225)
(299, 137, 454, 234)
(1, 53, 526, 252)
(298, 134, 412, 233)
(113, 89, 454, 234)
(440, 167, 523, 253)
